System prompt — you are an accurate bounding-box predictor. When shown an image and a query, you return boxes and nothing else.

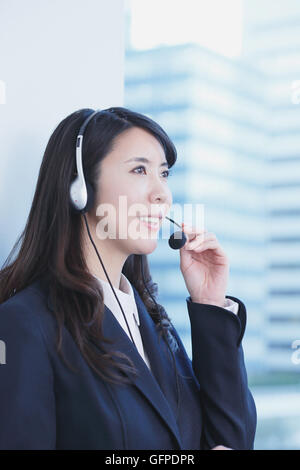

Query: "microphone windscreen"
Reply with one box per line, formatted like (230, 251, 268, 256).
(168, 231, 187, 250)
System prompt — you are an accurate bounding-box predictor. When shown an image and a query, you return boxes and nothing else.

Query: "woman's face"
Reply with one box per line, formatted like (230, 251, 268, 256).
(93, 126, 173, 255)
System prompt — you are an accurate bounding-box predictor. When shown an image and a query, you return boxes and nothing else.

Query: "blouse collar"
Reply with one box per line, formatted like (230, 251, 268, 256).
(94, 273, 140, 326)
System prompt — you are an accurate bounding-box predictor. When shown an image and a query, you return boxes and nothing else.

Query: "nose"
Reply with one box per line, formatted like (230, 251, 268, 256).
(149, 178, 171, 206)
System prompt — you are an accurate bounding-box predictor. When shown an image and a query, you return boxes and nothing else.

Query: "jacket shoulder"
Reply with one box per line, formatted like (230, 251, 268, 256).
(0, 278, 56, 343)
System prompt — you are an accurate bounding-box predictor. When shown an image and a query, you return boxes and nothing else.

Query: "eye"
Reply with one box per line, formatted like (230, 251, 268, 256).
(132, 165, 172, 178)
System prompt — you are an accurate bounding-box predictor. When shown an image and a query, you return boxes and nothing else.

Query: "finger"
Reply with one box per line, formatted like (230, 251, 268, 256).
(182, 224, 206, 235)
(185, 233, 217, 250)
(182, 225, 209, 244)
(192, 241, 218, 252)
(185, 239, 219, 253)
(192, 241, 227, 258)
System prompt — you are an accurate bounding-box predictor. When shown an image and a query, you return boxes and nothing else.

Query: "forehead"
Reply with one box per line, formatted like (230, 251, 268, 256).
(109, 127, 166, 161)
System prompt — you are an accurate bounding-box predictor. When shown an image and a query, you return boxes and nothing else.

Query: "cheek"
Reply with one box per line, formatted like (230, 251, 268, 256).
(165, 188, 173, 210)
(95, 174, 124, 205)
(95, 180, 139, 227)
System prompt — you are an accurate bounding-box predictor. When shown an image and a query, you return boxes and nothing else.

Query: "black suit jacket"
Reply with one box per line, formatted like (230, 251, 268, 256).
(0, 276, 256, 449)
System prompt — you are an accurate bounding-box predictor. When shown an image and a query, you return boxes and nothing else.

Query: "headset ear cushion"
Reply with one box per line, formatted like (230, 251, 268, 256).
(82, 181, 95, 213)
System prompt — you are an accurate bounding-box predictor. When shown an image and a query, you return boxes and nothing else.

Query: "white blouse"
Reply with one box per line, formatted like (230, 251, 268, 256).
(94, 274, 239, 372)
(94, 273, 152, 370)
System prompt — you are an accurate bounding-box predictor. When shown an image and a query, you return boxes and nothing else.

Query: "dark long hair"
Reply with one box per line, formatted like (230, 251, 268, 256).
(0, 107, 178, 384)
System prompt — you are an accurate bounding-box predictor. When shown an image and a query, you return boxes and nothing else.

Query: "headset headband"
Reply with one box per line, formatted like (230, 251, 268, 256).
(70, 109, 101, 212)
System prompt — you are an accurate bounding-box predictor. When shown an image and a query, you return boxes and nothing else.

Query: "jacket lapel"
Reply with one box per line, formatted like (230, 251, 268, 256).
(101, 296, 182, 449)
(131, 286, 180, 417)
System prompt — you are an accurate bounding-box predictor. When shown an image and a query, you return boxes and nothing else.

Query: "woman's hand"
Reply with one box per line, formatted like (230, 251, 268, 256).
(211, 445, 233, 450)
(179, 224, 230, 307)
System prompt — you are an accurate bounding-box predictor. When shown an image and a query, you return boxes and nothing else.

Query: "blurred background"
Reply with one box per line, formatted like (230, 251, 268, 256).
(1, 0, 300, 449)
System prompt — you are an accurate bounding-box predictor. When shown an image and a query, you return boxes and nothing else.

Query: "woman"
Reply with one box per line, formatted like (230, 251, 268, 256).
(0, 107, 256, 450)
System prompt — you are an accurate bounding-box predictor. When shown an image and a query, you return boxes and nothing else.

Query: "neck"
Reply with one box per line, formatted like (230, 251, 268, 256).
(82, 218, 128, 290)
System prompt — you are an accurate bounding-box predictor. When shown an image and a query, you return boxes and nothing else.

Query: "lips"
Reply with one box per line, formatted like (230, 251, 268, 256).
(139, 216, 161, 224)
(138, 212, 163, 220)
(139, 216, 161, 231)
(139, 216, 161, 221)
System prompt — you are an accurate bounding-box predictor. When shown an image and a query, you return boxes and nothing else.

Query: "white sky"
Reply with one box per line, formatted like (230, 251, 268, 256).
(128, 0, 243, 58)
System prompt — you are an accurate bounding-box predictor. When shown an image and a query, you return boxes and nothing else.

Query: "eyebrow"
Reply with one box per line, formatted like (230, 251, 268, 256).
(124, 157, 169, 167)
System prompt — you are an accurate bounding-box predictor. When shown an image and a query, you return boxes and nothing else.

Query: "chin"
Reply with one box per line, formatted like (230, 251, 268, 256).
(132, 238, 158, 255)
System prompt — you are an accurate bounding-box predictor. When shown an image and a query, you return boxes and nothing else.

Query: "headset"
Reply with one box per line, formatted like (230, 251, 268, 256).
(69, 108, 187, 421)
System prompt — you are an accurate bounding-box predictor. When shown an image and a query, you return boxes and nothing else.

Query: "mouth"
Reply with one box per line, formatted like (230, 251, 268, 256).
(138, 216, 162, 231)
